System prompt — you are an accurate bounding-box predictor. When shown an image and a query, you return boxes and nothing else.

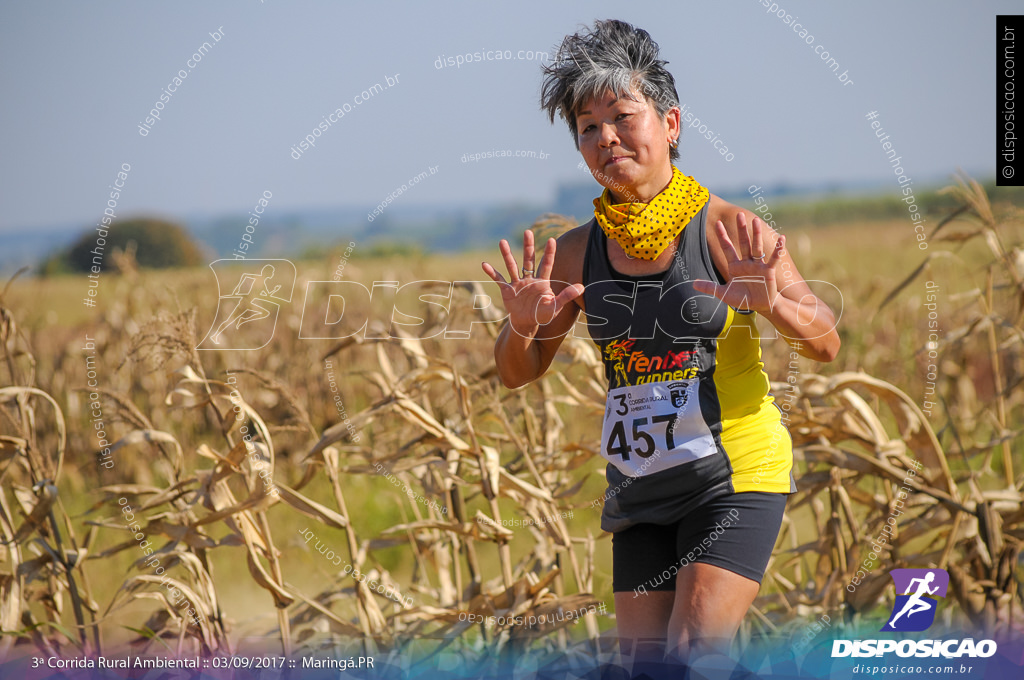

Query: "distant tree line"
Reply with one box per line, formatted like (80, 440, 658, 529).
(40, 218, 205, 275)
(760, 179, 1024, 228)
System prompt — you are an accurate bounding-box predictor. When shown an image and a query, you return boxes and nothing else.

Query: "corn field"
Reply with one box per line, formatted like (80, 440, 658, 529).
(0, 171, 1021, 673)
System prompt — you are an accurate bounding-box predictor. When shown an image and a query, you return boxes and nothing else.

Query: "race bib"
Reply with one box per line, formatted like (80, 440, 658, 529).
(600, 379, 718, 477)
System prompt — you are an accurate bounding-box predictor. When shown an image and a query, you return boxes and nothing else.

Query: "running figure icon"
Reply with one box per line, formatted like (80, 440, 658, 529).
(210, 264, 282, 345)
(880, 568, 949, 632)
(887, 572, 938, 628)
(197, 259, 296, 351)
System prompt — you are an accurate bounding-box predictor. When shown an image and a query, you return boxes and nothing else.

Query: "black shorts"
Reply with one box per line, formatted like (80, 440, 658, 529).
(611, 491, 787, 592)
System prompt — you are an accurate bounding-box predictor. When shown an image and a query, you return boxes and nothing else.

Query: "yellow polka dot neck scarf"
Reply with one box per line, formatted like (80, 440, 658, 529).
(592, 165, 710, 260)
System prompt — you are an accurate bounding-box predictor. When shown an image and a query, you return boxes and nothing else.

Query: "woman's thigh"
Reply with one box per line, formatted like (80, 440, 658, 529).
(612, 491, 788, 654)
(613, 590, 675, 641)
(612, 520, 680, 594)
(667, 491, 789, 654)
(673, 491, 788, 583)
(668, 561, 760, 655)
(612, 520, 679, 641)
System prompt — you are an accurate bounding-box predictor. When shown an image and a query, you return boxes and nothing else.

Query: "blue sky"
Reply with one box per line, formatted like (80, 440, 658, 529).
(0, 0, 1005, 234)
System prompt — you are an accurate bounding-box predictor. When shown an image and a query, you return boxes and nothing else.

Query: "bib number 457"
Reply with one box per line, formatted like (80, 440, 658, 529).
(605, 415, 676, 461)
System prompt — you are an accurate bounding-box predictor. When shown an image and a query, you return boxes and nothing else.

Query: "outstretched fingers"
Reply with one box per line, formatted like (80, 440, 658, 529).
(553, 281, 585, 309)
(749, 214, 765, 259)
(522, 229, 536, 276)
(735, 211, 754, 260)
(481, 261, 507, 285)
(766, 233, 786, 267)
(715, 220, 741, 264)
(691, 278, 722, 299)
(498, 238, 521, 284)
(537, 238, 557, 280)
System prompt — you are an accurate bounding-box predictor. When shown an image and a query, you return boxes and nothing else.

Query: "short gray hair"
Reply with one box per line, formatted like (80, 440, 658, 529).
(540, 19, 680, 161)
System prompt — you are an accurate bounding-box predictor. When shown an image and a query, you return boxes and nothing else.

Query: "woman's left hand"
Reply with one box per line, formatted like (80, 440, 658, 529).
(692, 212, 786, 315)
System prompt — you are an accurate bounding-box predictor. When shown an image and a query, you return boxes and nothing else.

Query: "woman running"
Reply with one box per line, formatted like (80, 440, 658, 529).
(481, 19, 839, 664)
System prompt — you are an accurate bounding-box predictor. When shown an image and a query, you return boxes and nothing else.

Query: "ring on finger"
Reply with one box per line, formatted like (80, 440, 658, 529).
(522, 268, 534, 278)
(751, 253, 767, 261)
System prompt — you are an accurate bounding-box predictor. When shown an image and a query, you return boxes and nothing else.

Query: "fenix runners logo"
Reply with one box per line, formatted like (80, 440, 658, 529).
(882, 568, 948, 632)
(197, 260, 296, 350)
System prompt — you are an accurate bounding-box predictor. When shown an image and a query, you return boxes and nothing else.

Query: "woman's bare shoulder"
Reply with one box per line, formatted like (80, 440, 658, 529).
(555, 222, 593, 249)
(707, 193, 739, 228)
(550, 222, 592, 285)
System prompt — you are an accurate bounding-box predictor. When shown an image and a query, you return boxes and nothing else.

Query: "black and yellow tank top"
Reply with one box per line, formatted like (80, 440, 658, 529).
(580, 199, 795, 533)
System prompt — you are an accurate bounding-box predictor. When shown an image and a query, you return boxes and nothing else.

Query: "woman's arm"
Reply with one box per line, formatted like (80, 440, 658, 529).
(481, 227, 587, 388)
(700, 199, 840, 363)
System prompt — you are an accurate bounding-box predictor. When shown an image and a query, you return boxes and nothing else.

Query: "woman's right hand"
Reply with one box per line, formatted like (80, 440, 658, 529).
(481, 229, 584, 339)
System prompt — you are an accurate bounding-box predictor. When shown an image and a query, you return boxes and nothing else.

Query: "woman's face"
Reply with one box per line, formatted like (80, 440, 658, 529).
(576, 89, 679, 204)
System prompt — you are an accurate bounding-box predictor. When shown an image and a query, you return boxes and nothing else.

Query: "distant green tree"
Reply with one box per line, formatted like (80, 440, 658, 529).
(61, 218, 204, 272)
